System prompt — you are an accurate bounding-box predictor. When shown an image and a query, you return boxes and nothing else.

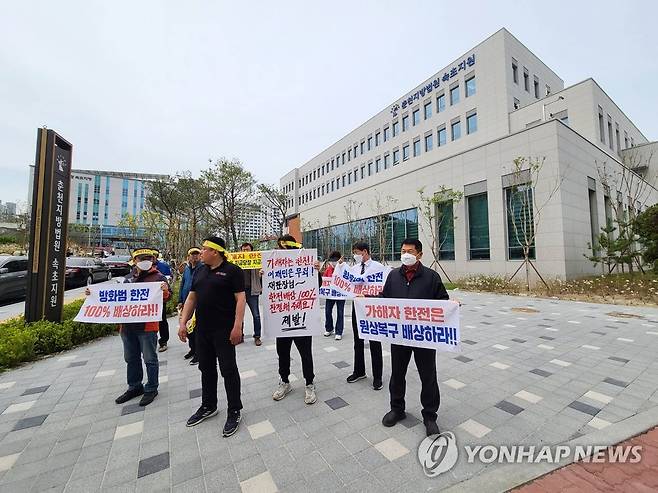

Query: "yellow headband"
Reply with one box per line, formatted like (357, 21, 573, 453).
(203, 240, 227, 253)
(187, 248, 201, 255)
(132, 248, 154, 258)
(280, 240, 302, 248)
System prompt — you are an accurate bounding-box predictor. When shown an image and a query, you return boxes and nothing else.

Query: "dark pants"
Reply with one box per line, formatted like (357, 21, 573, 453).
(188, 330, 196, 354)
(158, 319, 169, 347)
(120, 329, 159, 393)
(325, 299, 345, 335)
(352, 306, 382, 380)
(389, 344, 440, 423)
(276, 336, 314, 385)
(196, 328, 242, 412)
(245, 294, 262, 338)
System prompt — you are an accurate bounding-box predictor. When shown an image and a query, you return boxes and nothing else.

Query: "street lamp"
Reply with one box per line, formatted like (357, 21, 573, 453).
(542, 95, 565, 121)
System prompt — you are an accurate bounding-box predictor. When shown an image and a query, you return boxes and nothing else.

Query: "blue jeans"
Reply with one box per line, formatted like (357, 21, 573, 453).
(120, 329, 159, 393)
(246, 294, 261, 338)
(325, 299, 345, 335)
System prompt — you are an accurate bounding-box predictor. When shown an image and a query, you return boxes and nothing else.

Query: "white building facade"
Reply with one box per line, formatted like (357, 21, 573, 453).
(280, 28, 657, 281)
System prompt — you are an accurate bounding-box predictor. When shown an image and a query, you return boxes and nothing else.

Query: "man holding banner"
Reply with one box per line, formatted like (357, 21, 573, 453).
(378, 238, 450, 437)
(178, 236, 246, 437)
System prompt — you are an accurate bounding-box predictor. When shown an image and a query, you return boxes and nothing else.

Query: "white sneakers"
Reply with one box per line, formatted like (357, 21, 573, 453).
(335, 335, 342, 341)
(304, 384, 317, 405)
(272, 381, 292, 401)
(272, 380, 317, 405)
(323, 331, 333, 337)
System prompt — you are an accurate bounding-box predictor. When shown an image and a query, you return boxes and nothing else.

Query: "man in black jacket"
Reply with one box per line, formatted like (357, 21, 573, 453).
(380, 238, 449, 437)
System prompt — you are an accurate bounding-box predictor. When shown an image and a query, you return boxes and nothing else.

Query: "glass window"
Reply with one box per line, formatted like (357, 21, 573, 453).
(348, 149, 352, 161)
(354, 145, 358, 157)
(438, 127, 446, 146)
(413, 140, 421, 157)
(393, 150, 400, 165)
(450, 86, 460, 105)
(437, 201, 455, 260)
(523, 70, 529, 92)
(360, 166, 365, 179)
(402, 115, 409, 132)
(468, 193, 490, 259)
(451, 121, 461, 141)
(506, 185, 535, 260)
(467, 113, 477, 134)
(437, 94, 445, 113)
(342, 153, 345, 164)
(424, 102, 432, 120)
(375, 132, 380, 146)
(348, 172, 352, 184)
(512, 61, 518, 84)
(392, 121, 399, 137)
(384, 154, 390, 169)
(360, 142, 365, 154)
(412, 109, 420, 126)
(599, 110, 605, 143)
(465, 76, 476, 97)
(534, 78, 539, 99)
(425, 134, 433, 152)
(375, 158, 381, 173)
(402, 145, 410, 161)
(367, 137, 372, 150)
(384, 127, 390, 142)
(368, 162, 372, 176)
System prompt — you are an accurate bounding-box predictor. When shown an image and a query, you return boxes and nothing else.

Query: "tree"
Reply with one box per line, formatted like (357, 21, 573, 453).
(634, 203, 658, 271)
(371, 192, 398, 264)
(416, 186, 463, 282)
(117, 213, 141, 251)
(505, 156, 564, 291)
(258, 184, 288, 237)
(343, 198, 363, 250)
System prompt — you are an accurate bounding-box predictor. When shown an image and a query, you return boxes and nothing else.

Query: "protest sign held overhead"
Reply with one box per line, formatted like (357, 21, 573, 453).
(353, 298, 461, 352)
(74, 282, 164, 324)
(320, 262, 392, 299)
(261, 248, 322, 338)
(227, 251, 262, 270)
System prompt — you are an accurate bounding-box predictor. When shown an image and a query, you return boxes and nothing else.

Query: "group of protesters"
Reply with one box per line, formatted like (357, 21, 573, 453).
(102, 234, 451, 438)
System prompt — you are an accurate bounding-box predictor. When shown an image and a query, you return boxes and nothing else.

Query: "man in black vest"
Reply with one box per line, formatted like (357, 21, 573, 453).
(380, 238, 450, 437)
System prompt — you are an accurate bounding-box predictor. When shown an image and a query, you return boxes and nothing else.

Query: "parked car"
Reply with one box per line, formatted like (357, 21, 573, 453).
(102, 255, 132, 276)
(0, 255, 28, 302)
(65, 257, 112, 288)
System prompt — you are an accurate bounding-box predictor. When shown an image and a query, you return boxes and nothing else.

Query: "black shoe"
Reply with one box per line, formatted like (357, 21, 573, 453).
(223, 411, 241, 437)
(382, 410, 406, 427)
(424, 420, 440, 436)
(373, 379, 383, 391)
(189, 357, 199, 366)
(139, 391, 158, 406)
(184, 350, 195, 360)
(346, 373, 366, 383)
(186, 406, 218, 427)
(115, 387, 144, 404)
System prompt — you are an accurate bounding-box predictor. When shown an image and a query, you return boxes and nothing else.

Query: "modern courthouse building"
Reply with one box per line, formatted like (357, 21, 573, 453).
(280, 28, 657, 281)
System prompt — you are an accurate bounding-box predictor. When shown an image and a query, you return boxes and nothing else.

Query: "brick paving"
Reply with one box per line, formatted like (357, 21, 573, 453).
(0, 291, 657, 492)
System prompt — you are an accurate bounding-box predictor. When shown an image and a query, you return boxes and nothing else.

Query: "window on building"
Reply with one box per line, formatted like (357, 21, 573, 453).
(512, 59, 519, 84)
(342, 152, 346, 164)
(467, 193, 490, 259)
(523, 68, 529, 92)
(424, 101, 432, 120)
(384, 154, 391, 169)
(402, 144, 410, 161)
(360, 166, 365, 179)
(412, 109, 420, 126)
(368, 162, 372, 176)
(384, 127, 390, 142)
(546, 85, 551, 96)
(437, 93, 446, 113)
(375, 132, 380, 146)
(588, 186, 599, 256)
(393, 149, 400, 165)
(353, 169, 358, 182)
(342, 175, 346, 187)
(451, 120, 461, 141)
(631, 137, 634, 147)
(336, 178, 340, 190)
(360, 142, 365, 154)
(615, 124, 621, 152)
(608, 118, 614, 150)
(598, 107, 605, 143)
(367, 136, 372, 150)
(505, 185, 535, 260)
(354, 145, 358, 157)
(533, 77, 539, 99)
(450, 85, 460, 105)
(413, 139, 421, 157)
(348, 172, 352, 184)
(402, 115, 409, 132)
(321, 184, 325, 195)
(466, 112, 477, 134)
(348, 148, 352, 161)
(425, 133, 433, 152)
(331, 181, 334, 192)
(438, 126, 447, 146)
(375, 158, 381, 173)
(393, 121, 399, 137)
(465, 76, 476, 97)
(437, 201, 455, 260)
(624, 131, 629, 149)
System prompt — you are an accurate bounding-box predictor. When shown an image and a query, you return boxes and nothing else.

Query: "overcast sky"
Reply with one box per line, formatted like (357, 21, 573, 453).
(1, 0, 656, 207)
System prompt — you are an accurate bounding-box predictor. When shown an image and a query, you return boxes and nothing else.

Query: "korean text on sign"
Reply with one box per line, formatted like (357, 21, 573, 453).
(353, 298, 461, 352)
(320, 262, 391, 299)
(73, 282, 164, 324)
(227, 251, 262, 270)
(260, 248, 322, 338)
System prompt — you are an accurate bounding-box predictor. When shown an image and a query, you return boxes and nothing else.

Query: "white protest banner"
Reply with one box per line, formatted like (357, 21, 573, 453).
(322, 262, 391, 299)
(353, 297, 461, 352)
(261, 248, 322, 338)
(74, 282, 164, 324)
(319, 276, 348, 300)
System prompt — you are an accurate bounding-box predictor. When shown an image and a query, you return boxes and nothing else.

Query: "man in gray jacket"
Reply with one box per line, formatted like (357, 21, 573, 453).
(240, 243, 262, 346)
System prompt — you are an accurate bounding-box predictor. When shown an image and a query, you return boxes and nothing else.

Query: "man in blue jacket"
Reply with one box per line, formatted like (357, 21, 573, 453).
(178, 247, 202, 364)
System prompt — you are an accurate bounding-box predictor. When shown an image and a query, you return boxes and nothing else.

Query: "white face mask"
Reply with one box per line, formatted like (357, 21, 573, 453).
(136, 260, 153, 271)
(353, 254, 364, 264)
(400, 253, 417, 266)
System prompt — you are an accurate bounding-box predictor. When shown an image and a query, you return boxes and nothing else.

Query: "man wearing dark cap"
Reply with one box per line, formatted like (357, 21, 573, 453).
(178, 236, 246, 437)
(178, 247, 202, 363)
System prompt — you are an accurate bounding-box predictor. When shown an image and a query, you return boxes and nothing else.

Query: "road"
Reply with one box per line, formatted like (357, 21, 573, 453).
(0, 279, 117, 322)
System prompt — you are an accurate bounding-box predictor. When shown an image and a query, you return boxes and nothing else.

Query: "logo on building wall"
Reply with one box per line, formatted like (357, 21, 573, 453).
(390, 54, 476, 118)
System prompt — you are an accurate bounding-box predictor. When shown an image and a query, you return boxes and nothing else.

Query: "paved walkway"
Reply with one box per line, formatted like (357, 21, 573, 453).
(0, 292, 657, 492)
